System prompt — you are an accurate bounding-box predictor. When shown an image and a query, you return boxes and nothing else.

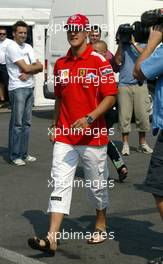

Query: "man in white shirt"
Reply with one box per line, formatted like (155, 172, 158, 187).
(5, 20, 43, 165)
(0, 26, 11, 105)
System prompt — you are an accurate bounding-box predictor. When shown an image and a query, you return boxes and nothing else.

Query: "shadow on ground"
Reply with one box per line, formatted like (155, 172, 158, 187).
(23, 209, 163, 261)
(0, 146, 10, 163)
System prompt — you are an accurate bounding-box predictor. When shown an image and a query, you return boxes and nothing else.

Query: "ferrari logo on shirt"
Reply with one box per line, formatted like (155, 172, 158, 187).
(99, 65, 113, 76)
(78, 69, 87, 77)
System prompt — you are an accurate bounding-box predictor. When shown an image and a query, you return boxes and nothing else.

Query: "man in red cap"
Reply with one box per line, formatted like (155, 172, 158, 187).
(28, 14, 117, 254)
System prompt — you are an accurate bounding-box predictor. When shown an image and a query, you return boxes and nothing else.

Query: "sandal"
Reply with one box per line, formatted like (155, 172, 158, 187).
(87, 228, 107, 244)
(28, 237, 56, 255)
(117, 165, 128, 182)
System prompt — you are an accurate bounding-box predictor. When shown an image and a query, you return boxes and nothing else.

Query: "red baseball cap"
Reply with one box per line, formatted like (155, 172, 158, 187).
(64, 14, 89, 30)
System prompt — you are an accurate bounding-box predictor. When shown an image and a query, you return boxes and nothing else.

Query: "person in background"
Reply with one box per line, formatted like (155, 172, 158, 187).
(89, 24, 101, 44)
(134, 25, 163, 264)
(114, 37, 153, 156)
(93, 40, 128, 182)
(89, 25, 119, 72)
(5, 20, 43, 165)
(0, 26, 11, 107)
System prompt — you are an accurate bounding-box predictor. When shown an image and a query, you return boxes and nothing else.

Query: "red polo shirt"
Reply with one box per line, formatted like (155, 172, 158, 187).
(53, 44, 117, 146)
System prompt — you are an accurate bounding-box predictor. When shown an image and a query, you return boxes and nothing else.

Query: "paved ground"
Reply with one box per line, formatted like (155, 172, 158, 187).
(0, 108, 162, 264)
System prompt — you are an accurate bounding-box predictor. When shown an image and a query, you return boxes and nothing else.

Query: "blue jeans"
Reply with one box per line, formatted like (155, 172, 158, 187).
(8, 87, 34, 161)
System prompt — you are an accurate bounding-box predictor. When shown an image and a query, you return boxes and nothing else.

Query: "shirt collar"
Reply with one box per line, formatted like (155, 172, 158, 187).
(65, 44, 93, 61)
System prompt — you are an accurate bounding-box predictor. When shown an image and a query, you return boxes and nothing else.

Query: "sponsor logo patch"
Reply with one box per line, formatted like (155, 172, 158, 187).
(99, 65, 113, 76)
(51, 196, 62, 201)
(58, 69, 69, 80)
(86, 69, 98, 79)
(86, 72, 97, 79)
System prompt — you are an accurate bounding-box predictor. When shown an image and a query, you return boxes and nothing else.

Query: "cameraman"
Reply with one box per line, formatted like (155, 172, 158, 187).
(134, 25, 163, 264)
(114, 35, 153, 156)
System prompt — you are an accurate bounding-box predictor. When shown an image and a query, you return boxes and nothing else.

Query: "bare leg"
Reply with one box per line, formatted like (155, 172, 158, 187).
(139, 132, 146, 145)
(0, 84, 5, 101)
(87, 208, 107, 244)
(121, 133, 130, 156)
(122, 133, 129, 144)
(154, 195, 163, 220)
(33, 212, 64, 251)
(95, 208, 107, 230)
(48, 212, 64, 241)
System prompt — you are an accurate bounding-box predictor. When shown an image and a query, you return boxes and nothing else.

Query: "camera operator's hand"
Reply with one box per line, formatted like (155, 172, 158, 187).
(115, 42, 122, 65)
(131, 35, 137, 44)
(147, 26, 162, 49)
(153, 24, 163, 33)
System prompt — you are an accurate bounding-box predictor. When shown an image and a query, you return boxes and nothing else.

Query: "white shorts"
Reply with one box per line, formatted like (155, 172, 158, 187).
(47, 142, 109, 215)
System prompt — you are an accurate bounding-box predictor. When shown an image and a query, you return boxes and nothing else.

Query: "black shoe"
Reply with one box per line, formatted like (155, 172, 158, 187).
(28, 237, 56, 256)
(117, 165, 128, 182)
(148, 256, 163, 264)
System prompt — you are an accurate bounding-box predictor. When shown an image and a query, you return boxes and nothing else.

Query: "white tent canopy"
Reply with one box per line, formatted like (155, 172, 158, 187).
(0, 0, 52, 8)
(0, 0, 54, 106)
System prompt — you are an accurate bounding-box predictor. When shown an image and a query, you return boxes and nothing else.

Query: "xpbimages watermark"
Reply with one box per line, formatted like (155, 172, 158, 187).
(46, 70, 115, 87)
(49, 22, 111, 34)
(54, 74, 115, 86)
(48, 178, 115, 189)
(48, 125, 115, 139)
(47, 229, 115, 241)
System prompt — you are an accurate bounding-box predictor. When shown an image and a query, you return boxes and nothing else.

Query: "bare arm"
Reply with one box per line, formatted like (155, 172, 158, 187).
(51, 96, 61, 126)
(89, 95, 116, 120)
(49, 96, 61, 142)
(15, 59, 43, 74)
(72, 95, 116, 129)
(114, 43, 122, 65)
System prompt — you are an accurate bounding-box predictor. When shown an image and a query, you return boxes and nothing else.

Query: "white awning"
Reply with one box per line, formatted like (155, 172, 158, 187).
(0, 0, 53, 8)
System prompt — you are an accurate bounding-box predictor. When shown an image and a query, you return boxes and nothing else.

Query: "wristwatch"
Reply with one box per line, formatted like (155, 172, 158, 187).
(85, 115, 94, 125)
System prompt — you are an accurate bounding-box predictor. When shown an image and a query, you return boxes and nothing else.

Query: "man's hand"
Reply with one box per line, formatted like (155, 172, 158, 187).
(154, 24, 163, 33)
(34, 59, 43, 72)
(71, 117, 89, 130)
(131, 35, 136, 44)
(32, 59, 43, 72)
(147, 26, 163, 49)
(19, 73, 29, 81)
(48, 125, 56, 143)
(114, 43, 122, 65)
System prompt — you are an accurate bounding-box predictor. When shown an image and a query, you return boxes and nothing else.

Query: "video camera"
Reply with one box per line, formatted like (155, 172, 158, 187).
(116, 8, 163, 44)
